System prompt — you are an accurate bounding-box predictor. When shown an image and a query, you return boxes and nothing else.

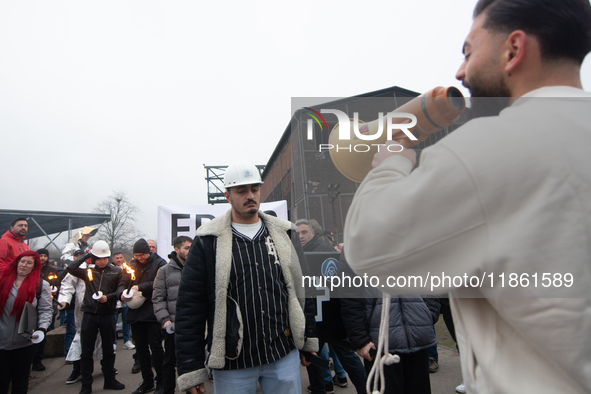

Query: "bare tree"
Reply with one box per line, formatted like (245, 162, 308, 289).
(94, 191, 142, 252)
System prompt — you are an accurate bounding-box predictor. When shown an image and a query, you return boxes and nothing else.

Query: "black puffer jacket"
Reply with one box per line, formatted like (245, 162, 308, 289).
(125, 253, 167, 324)
(67, 253, 125, 315)
(152, 252, 183, 327)
(303, 235, 335, 252)
(338, 251, 439, 353)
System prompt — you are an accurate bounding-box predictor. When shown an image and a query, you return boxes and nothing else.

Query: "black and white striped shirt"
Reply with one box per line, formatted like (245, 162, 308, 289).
(224, 222, 294, 370)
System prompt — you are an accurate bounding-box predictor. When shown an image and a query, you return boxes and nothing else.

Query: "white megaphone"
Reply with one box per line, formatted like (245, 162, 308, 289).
(328, 86, 466, 182)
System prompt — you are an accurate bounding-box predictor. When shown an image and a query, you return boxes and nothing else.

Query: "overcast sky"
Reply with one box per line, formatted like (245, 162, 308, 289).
(2, 0, 591, 241)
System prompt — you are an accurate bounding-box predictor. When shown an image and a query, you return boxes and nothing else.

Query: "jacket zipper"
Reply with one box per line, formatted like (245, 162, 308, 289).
(95, 269, 104, 314)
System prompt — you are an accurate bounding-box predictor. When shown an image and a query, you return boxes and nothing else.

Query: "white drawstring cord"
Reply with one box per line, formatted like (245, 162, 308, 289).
(366, 294, 400, 394)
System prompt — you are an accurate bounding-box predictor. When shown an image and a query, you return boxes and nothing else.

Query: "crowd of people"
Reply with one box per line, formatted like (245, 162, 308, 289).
(1, 0, 591, 393)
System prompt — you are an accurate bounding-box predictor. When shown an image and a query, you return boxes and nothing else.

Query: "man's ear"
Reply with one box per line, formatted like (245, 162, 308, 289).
(224, 189, 231, 202)
(504, 30, 527, 74)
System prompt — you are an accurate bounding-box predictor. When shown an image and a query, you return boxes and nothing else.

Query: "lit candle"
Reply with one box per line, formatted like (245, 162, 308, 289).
(88, 268, 103, 300)
(47, 274, 58, 293)
(122, 262, 136, 298)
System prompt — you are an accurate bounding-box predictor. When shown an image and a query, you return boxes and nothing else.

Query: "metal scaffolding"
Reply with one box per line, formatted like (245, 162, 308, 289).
(205, 165, 266, 205)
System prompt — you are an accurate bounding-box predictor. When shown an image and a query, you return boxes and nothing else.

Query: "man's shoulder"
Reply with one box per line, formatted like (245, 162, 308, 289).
(261, 213, 294, 233)
(106, 264, 122, 273)
(151, 254, 168, 268)
(196, 211, 231, 237)
(0, 231, 12, 242)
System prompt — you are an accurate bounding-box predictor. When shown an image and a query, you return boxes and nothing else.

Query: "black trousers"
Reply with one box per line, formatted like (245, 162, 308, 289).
(364, 348, 431, 394)
(0, 345, 38, 394)
(131, 321, 164, 385)
(80, 312, 117, 385)
(162, 331, 177, 394)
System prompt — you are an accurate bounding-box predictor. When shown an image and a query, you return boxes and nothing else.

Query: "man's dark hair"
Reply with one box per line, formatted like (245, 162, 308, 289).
(173, 236, 193, 250)
(10, 217, 27, 227)
(474, 0, 591, 64)
(112, 251, 123, 257)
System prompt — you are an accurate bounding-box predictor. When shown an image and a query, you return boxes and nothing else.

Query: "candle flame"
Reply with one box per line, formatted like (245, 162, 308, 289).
(122, 263, 136, 281)
(87, 268, 93, 281)
(48, 275, 57, 280)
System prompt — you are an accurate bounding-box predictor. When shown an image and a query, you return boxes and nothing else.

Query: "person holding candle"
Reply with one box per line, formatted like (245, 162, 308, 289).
(66, 240, 126, 394)
(0, 251, 52, 394)
(121, 238, 167, 394)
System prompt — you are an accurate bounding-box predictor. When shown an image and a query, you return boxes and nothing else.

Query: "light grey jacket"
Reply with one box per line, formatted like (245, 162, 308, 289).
(0, 280, 52, 350)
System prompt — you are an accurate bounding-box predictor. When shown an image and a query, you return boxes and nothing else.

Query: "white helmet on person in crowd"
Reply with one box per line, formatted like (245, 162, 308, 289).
(90, 240, 111, 258)
(223, 160, 264, 188)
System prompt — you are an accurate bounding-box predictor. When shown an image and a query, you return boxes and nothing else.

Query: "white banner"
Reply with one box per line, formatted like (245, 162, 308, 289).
(156, 200, 288, 260)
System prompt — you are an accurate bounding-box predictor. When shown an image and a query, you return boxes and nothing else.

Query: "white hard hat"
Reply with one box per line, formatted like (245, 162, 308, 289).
(124, 289, 146, 309)
(90, 240, 111, 258)
(224, 160, 264, 188)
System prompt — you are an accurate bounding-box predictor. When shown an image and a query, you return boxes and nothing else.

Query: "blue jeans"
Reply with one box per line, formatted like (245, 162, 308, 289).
(59, 309, 66, 326)
(118, 306, 131, 343)
(212, 348, 301, 394)
(428, 326, 438, 362)
(319, 344, 347, 384)
(64, 309, 76, 356)
(307, 341, 366, 394)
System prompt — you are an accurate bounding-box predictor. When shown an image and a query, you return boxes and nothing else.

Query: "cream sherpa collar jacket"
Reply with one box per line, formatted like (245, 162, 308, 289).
(175, 210, 318, 391)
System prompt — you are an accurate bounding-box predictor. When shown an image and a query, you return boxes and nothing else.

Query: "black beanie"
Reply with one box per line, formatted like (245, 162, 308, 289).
(36, 248, 49, 257)
(133, 238, 151, 254)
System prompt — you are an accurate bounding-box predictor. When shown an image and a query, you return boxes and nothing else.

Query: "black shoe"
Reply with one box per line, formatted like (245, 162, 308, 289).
(154, 385, 164, 394)
(429, 357, 439, 373)
(79, 384, 92, 394)
(131, 381, 155, 394)
(307, 382, 334, 393)
(103, 378, 125, 390)
(131, 361, 141, 374)
(32, 363, 46, 371)
(333, 376, 348, 387)
(66, 370, 81, 384)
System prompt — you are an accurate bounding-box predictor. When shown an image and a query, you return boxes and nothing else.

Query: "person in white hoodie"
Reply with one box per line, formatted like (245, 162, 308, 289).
(58, 252, 103, 385)
(344, 0, 591, 393)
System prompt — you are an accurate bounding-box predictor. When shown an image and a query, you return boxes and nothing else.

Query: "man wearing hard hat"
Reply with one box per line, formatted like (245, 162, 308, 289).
(60, 226, 98, 266)
(66, 240, 126, 394)
(175, 160, 318, 394)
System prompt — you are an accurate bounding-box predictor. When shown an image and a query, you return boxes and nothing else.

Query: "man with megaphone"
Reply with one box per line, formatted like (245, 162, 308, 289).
(344, 0, 591, 393)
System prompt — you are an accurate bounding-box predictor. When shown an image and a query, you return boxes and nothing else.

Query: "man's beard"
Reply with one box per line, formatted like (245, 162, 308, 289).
(465, 75, 511, 119)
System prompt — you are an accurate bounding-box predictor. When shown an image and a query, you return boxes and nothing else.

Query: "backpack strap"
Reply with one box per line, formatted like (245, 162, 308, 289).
(36, 280, 43, 300)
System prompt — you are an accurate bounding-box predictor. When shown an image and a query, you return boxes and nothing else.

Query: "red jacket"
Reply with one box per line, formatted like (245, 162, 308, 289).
(0, 230, 30, 270)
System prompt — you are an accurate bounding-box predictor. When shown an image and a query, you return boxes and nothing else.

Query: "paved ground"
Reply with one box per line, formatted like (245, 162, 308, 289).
(27, 342, 462, 394)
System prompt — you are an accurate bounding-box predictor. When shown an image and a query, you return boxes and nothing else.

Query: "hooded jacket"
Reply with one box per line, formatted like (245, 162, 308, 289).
(338, 252, 439, 354)
(152, 252, 183, 328)
(0, 231, 30, 269)
(124, 253, 167, 324)
(175, 210, 318, 391)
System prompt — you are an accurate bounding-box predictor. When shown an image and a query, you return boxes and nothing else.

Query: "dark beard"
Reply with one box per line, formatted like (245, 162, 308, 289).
(465, 77, 511, 119)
